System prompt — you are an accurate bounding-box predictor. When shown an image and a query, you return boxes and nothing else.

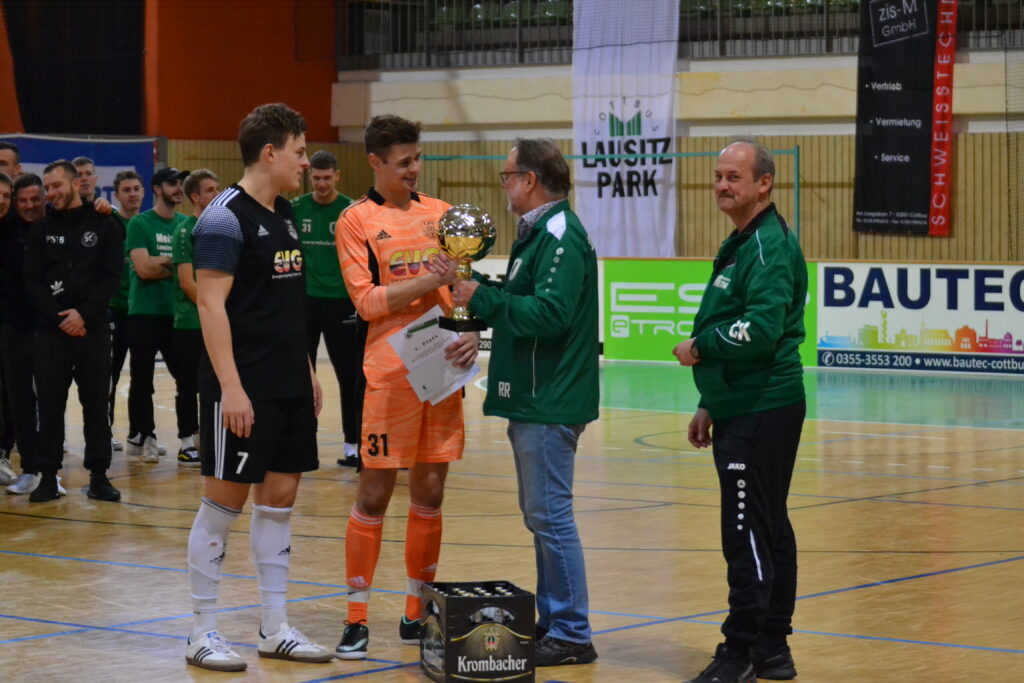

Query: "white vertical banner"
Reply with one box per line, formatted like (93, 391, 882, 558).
(572, 0, 679, 257)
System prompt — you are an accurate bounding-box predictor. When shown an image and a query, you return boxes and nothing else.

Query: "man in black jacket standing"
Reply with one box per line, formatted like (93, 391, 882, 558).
(23, 160, 123, 503)
(2, 173, 48, 495)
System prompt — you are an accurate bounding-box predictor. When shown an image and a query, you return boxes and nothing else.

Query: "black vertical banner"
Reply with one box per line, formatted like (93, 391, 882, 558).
(853, 0, 940, 234)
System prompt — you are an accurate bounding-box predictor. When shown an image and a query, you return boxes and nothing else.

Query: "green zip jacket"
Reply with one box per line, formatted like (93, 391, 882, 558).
(691, 204, 807, 420)
(471, 200, 599, 424)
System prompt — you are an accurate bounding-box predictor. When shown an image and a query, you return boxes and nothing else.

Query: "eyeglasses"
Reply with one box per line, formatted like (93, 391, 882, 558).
(498, 171, 528, 185)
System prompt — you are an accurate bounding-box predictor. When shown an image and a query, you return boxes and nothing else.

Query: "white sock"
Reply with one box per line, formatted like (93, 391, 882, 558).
(251, 504, 292, 637)
(181, 435, 195, 450)
(187, 497, 240, 640)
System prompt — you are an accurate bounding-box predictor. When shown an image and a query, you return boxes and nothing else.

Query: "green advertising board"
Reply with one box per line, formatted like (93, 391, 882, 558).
(603, 258, 818, 366)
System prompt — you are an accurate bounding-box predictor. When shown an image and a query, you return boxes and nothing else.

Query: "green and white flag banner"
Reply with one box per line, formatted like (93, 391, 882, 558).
(571, 0, 679, 257)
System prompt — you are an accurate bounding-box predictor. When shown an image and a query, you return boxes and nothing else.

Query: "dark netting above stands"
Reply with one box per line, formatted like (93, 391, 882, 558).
(336, 0, 1024, 69)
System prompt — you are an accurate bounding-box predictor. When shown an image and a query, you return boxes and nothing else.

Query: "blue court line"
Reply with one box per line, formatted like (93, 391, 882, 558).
(0, 549, 661, 647)
(0, 549, 396, 592)
(3, 556, 1021, 674)
(859, 498, 1024, 513)
(451, 468, 1024, 513)
(680, 617, 1024, 654)
(592, 553, 1024, 636)
(0, 609, 407, 670)
(0, 598, 403, 668)
(471, 443, 1024, 483)
(0, 549, 660, 620)
(0, 591, 350, 647)
(0, 613, 206, 644)
(299, 662, 419, 682)
(454, 456, 1015, 489)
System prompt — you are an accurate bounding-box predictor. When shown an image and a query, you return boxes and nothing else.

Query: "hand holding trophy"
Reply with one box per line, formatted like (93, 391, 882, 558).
(436, 204, 496, 332)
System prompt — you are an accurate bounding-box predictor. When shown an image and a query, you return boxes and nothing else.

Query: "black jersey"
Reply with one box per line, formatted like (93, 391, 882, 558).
(193, 184, 311, 400)
(22, 203, 123, 330)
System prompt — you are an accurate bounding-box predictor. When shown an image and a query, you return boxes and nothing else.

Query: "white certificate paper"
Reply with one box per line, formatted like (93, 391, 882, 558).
(388, 305, 479, 404)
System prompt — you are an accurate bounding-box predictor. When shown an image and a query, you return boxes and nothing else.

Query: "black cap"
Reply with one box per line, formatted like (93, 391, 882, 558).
(151, 167, 189, 186)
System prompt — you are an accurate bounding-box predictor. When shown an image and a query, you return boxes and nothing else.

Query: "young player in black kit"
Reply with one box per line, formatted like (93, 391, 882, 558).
(183, 104, 333, 672)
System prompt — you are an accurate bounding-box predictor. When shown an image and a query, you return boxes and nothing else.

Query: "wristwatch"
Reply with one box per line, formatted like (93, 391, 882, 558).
(691, 339, 700, 359)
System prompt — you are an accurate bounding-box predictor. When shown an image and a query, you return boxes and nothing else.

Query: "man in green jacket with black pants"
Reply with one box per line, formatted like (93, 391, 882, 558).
(675, 140, 807, 683)
(450, 138, 599, 668)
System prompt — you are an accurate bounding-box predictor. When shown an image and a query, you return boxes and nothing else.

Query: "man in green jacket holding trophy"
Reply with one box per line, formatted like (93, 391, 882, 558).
(449, 138, 600, 668)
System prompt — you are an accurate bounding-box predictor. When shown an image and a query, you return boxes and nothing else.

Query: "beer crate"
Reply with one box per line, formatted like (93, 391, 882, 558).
(420, 581, 535, 682)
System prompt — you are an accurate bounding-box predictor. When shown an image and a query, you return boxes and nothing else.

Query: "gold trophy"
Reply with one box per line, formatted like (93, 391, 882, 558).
(436, 204, 496, 332)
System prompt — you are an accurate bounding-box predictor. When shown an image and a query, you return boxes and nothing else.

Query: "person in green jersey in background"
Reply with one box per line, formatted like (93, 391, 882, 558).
(172, 169, 221, 467)
(290, 151, 360, 466)
(109, 170, 145, 453)
(125, 167, 190, 462)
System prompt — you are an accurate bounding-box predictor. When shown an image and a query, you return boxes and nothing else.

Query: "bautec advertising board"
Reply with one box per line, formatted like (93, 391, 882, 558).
(603, 259, 1024, 376)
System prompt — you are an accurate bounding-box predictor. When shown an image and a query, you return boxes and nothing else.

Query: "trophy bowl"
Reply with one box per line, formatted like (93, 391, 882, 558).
(437, 204, 496, 332)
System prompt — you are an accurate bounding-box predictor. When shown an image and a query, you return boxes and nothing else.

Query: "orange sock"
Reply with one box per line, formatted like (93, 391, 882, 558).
(404, 503, 442, 621)
(346, 506, 384, 624)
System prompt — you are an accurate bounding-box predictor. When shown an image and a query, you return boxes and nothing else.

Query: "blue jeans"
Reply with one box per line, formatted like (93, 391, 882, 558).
(507, 421, 591, 644)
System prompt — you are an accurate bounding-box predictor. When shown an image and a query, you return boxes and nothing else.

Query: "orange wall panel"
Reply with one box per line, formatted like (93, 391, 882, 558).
(0, 9, 25, 133)
(145, 0, 336, 141)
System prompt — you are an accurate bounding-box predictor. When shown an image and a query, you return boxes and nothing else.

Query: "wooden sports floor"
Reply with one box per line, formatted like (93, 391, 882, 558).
(2, 360, 1023, 682)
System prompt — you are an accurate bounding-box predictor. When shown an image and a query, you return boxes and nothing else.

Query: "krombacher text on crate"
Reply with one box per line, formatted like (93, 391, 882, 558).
(420, 581, 535, 682)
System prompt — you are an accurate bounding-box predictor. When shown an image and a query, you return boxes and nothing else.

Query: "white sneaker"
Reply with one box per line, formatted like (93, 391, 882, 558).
(142, 436, 160, 463)
(0, 456, 16, 486)
(185, 630, 247, 672)
(6, 472, 39, 495)
(126, 435, 166, 455)
(111, 437, 123, 451)
(257, 623, 334, 663)
(56, 476, 67, 495)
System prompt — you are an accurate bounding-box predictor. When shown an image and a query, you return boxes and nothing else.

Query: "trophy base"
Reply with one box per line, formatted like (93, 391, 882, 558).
(438, 316, 488, 333)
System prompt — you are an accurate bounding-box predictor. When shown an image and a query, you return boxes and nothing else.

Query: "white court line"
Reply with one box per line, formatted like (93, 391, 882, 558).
(841, 460, 864, 465)
(601, 404, 1024, 432)
(820, 430, 948, 441)
(972, 467, 996, 472)
(799, 457, 820, 462)
(885, 463, 907, 467)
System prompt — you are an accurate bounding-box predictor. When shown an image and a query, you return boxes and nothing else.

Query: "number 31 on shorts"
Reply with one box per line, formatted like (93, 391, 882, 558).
(366, 434, 389, 457)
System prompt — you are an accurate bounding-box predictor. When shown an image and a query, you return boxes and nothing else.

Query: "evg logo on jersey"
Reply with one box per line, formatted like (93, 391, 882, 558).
(274, 249, 303, 274)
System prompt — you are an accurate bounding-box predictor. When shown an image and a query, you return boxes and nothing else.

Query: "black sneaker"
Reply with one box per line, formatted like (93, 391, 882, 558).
(87, 472, 121, 502)
(177, 446, 201, 468)
(753, 643, 797, 680)
(534, 635, 598, 667)
(335, 621, 368, 660)
(685, 643, 756, 683)
(29, 472, 62, 502)
(336, 453, 360, 468)
(399, 615, 422, 644)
